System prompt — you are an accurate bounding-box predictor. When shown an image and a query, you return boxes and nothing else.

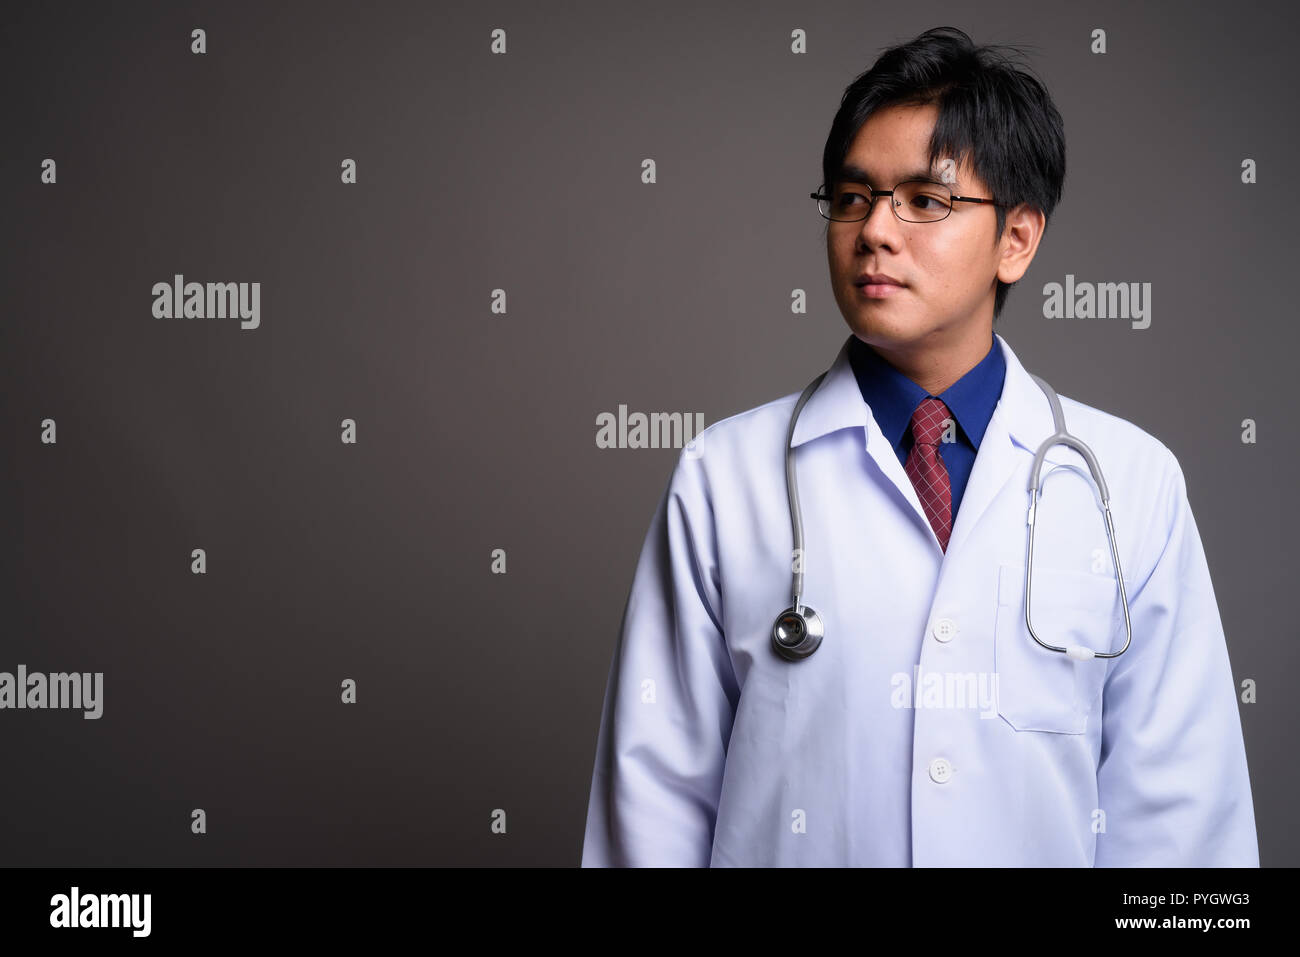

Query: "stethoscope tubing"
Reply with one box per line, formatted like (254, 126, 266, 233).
(772, 364, 1132, 662)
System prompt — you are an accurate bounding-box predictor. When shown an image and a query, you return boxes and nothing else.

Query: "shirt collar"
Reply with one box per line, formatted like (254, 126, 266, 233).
(791, 331, 1056, 458)
(847, 333, 1006, 452)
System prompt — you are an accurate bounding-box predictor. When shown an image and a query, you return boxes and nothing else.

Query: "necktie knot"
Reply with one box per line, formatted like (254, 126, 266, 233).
(909, 397, 951, 447)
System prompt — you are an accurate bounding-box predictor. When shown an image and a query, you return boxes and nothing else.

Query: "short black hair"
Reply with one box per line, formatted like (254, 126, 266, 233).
(819, 27, 1066, 321)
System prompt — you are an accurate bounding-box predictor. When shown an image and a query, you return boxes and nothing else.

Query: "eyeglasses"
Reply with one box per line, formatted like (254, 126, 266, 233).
(810, 180, 1007, 223)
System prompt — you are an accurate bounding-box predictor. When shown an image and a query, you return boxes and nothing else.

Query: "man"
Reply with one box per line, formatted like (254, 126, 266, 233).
(580, 27, 1258, 867)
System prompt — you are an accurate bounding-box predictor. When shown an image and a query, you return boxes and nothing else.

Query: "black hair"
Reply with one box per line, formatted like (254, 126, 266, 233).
(820, 27, 1066, 321)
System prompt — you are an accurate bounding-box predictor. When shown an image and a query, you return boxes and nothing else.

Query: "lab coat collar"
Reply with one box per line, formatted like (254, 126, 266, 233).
(791, 332, 1058, 456)
(788, 335, 871, 449)
(790, 331, 1064, 556)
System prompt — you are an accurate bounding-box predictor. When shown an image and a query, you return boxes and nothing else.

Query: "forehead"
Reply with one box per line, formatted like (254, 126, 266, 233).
(838, 103, 973, 187)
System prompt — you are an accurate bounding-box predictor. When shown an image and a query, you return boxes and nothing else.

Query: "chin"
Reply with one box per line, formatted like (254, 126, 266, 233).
(847, 311, 921, 345)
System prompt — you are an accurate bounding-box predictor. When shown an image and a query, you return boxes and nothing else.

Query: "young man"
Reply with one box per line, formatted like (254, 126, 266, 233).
(580, 27, 1258, 867)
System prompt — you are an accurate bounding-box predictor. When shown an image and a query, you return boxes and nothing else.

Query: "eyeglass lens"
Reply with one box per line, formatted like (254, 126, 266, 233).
(820, 181, 953, 222)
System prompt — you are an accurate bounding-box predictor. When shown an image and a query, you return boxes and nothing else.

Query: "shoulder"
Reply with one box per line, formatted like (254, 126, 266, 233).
(662, 387, 804, 501)
(1053, 390, 1180, 483)
(690, 389, 801, 458)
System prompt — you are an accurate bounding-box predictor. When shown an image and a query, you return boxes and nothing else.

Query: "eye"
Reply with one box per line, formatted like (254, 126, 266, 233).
(908, 188, 950, 211)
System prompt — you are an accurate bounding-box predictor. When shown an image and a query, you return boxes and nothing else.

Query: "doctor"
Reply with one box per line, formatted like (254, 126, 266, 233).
(580, 27, 1258, 867)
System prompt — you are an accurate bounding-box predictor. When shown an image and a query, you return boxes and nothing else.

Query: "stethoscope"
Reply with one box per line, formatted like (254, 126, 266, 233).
(771, 366, 1133, 663)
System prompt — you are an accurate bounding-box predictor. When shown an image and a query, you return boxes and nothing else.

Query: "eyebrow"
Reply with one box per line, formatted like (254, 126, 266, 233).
(836, 163, 955, 189)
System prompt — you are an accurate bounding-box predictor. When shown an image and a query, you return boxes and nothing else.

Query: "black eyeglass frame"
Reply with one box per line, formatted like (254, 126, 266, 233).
(810, 180, 1010, 223)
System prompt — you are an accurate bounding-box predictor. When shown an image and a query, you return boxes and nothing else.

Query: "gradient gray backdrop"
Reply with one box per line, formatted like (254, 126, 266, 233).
(2, 0, 1294, 866)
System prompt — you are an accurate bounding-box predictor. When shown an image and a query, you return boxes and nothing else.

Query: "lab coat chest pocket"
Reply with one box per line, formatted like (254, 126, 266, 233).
(993, 563, 1115, 734)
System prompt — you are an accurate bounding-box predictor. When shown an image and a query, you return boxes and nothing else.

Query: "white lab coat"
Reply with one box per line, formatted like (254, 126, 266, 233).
(581, 332, 1258, 867)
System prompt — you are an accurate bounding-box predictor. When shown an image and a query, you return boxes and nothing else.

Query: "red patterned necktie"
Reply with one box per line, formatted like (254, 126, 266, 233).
(904, 397, 953, 552)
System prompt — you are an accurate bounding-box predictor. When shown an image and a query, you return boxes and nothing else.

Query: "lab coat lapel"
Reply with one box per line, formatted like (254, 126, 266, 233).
(946, 333, 1062, 556)
(944, 394, 1017, 556)
(790, 335, 958, 547)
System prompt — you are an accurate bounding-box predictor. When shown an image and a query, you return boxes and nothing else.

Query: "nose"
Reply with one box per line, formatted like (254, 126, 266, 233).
(857, 189, 901, 245)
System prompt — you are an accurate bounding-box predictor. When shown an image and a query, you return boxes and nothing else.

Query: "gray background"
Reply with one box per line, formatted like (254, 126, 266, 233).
(1, 0, 1293, 866)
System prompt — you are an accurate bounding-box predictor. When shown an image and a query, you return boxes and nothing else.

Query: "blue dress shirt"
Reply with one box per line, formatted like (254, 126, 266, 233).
(847, 333, 1006, 519)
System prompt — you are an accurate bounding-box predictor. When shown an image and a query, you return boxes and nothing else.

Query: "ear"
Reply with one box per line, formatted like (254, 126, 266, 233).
(995, 204, 1047, 285)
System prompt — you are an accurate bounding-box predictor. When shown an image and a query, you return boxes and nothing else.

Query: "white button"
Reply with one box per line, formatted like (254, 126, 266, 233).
(932, 617, 957, 642)
(928, 758, 953, 784)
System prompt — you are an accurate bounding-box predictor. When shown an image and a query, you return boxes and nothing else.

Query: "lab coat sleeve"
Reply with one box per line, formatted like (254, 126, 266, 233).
(580, 445, 737, 867)
(1093, 449, 1259, 866)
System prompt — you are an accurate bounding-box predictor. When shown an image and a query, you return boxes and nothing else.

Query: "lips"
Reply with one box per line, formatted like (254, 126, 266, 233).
(855, 273, 904, 286)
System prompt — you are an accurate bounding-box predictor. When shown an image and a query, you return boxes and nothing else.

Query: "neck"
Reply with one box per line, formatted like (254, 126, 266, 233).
(868, 324, 994, 395)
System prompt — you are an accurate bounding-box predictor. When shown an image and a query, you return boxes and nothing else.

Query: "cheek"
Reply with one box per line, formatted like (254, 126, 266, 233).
(914, 235, 984, 294)
(828, 244, 856, 283)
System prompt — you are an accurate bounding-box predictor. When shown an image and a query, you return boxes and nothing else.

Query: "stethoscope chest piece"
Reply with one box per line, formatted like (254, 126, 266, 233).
(771, 605, 824, 660)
